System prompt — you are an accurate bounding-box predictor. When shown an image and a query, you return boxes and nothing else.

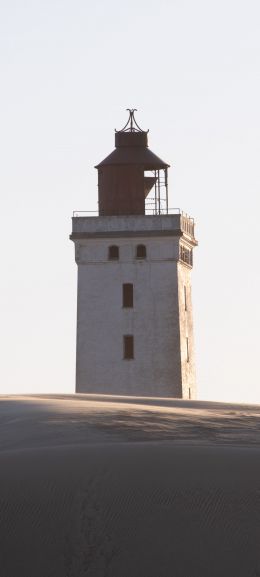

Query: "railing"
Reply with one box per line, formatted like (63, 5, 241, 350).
(181, 213, 195, 237)
(145, 207, 180, 216)
(72, 208, 181, 217)
(72, 209, 195, 237)
(73, 210, 100, 216)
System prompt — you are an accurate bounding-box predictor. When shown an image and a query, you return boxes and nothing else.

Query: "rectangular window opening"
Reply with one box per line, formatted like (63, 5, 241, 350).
(123, 283, 133, 308)
(123, 335, 134, 359)
(184, 286, 187, 311)
(180, 245, 193, 266)
(108, 245, 119, 260)
(186, 337, 189, 363)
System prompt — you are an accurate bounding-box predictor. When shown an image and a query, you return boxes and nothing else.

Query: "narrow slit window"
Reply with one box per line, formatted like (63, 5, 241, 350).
(123, 283, 133, 308)
(136, 244, 146, 259)
(186, 337, 189, 363)
(108, 245, 119, 260)
(123, 335, 134, 359)
(184, 286, 187, 311)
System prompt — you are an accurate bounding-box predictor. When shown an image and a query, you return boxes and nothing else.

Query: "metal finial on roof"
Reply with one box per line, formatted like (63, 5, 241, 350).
(116, 109, 148, 133)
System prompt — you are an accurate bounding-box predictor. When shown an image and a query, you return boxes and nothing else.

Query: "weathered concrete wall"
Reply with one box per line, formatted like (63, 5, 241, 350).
(72, 214, 183, 235)
(177, 260, 196, 399)
(72, 215, 197, 398)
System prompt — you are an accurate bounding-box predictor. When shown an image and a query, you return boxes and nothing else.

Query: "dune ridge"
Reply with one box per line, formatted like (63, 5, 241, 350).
(0, 395, 260, 577)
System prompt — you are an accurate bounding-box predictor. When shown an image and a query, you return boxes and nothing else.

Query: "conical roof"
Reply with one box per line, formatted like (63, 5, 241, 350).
(95, 110, 170, 171)
(95, 146, 169, 170)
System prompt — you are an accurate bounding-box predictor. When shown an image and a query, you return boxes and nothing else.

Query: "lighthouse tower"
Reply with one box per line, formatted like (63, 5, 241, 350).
(70, 110, 197, 399)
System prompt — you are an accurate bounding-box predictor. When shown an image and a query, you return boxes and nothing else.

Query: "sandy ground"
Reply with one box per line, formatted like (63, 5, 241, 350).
(1, 394, 260, 577)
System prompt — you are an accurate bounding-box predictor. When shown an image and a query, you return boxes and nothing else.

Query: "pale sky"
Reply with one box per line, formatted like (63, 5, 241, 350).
(0, 0, 259, 402)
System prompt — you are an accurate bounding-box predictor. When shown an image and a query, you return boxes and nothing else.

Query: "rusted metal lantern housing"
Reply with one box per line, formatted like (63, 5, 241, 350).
(95, 109, 170, 216)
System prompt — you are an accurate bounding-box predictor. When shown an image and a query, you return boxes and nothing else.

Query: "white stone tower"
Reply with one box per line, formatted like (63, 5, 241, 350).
(70, 110, 197, 399)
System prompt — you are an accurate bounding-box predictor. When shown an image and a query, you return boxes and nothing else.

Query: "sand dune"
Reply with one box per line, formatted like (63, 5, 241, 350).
(0, 395, 260, 577)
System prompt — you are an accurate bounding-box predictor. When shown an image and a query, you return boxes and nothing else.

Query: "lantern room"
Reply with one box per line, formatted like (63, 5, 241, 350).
(95, 109, 170, 216)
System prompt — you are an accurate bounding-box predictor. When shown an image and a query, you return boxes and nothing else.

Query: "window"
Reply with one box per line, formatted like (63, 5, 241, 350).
(108, 245, 119, 260)
(136, 244, 146, 259)
(123, 283, 133, 308)
(184, 286, 187, 311)
(123, 335, 134, 359)
(186, 337, 189, 363)
(180, 245, 193, 266)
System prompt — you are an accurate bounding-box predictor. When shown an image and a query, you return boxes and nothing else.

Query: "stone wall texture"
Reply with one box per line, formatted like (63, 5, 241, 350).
(72, 215, 196, 399)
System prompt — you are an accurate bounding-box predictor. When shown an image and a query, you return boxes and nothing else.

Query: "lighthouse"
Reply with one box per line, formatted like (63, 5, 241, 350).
(70, 110, 197, 399)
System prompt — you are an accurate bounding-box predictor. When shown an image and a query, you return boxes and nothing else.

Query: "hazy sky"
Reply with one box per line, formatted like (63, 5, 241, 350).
(0, 0, 259, 402)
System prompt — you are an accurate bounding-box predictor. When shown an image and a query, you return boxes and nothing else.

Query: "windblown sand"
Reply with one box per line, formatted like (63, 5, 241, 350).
(1, 394, 260, 577)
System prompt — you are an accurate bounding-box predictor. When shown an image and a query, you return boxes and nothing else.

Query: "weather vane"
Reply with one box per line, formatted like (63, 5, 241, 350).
(116, 109, 148, 133)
